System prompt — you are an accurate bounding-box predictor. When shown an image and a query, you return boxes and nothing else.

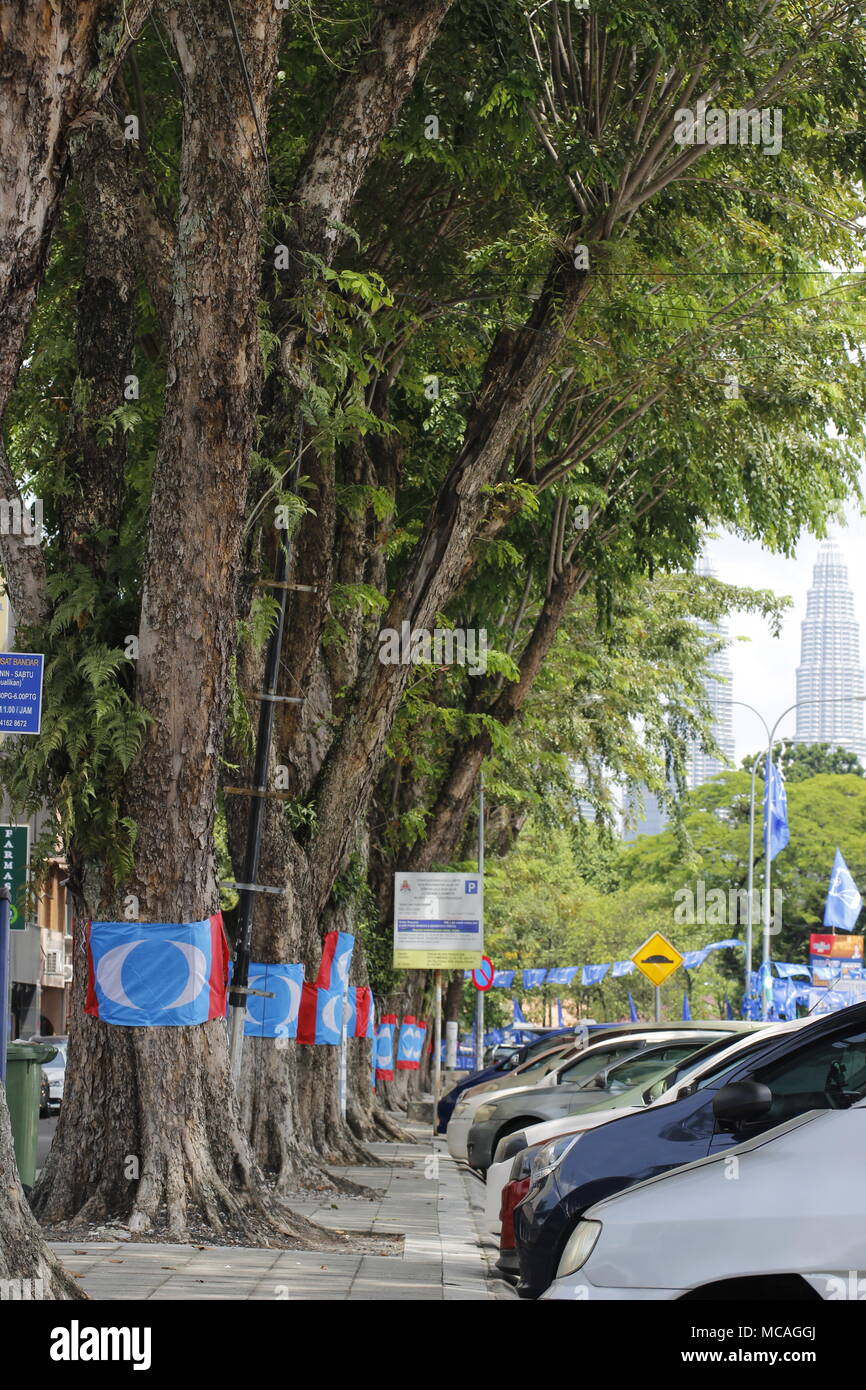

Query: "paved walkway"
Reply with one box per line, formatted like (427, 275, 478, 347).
(49, 1126, 516, 1301)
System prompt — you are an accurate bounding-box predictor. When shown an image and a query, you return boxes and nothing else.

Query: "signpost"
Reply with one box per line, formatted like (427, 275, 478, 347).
(393, 868, 483, 1134)
(0, 652, 44, 734)
(392, 871, 483, 969)
(0, 825, 29, 930)
(631, 931, 683, 1021)
(471, 956, 494, 991)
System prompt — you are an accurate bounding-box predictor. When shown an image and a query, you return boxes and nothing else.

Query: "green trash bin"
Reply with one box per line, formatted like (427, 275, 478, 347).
(5, 1041, 57, 1189)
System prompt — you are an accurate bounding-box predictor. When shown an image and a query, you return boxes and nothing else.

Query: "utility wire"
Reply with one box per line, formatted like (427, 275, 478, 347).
(224, 0, 271, 183)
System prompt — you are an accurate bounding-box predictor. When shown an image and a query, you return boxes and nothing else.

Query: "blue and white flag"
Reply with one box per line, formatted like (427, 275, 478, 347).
(512, 996, 525, 1023)
(627, 992, 639, 1022)
(244, 962, 304, 1039)
(763, 754, 789, 861)
(611, 960, 636, 978)
(556, 998, 564, 1027)
(682, 991, 691, 1021)
(522, 968, 547, 988)
(316, 931, 355, 989)
(823, 848, 862, 932)
(86, 915, 229, 1027)
(581, 963, 609, 986)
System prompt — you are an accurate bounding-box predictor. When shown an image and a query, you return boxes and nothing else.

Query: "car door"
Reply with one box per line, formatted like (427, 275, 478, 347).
(707, 1019, 866, 1153)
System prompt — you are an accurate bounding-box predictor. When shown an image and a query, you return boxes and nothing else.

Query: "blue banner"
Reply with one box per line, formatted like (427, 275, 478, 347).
(244, 962, 304, 1038)
(823, 848, 862, 931)
(764, 755, 790, 861)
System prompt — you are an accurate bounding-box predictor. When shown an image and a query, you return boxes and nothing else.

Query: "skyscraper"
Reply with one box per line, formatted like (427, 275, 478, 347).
(793, 539, 866, 761)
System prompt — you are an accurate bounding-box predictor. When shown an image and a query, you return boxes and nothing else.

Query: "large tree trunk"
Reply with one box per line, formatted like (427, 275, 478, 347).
(0, 0, 152, 626)
(228, 7, 456, 1168)
(32, 0, 321, 1243)
(0, 1093, 84, 1299)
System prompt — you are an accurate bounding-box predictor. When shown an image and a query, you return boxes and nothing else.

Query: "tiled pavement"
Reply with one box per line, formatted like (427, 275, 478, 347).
(49, 1125, 517, 1301)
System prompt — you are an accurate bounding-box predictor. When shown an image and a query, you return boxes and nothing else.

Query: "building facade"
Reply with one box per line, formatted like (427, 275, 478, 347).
(1, 587, 73, 1039)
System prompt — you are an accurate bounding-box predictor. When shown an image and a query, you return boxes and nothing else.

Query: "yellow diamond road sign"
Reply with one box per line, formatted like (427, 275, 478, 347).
(631, 931, 683, 987)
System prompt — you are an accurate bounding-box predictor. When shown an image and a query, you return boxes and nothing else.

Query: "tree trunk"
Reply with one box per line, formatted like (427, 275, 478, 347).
(32, 0, 316, 1243)
(0, 1092, 84, 1299)
(0, 0, 152, 626)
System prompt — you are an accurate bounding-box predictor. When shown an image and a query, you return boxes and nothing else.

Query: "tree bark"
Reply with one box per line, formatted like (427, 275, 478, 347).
(0, 1094, 85, 1299)
(0, 0, 152, 626)
(32, 0, 321, 1242)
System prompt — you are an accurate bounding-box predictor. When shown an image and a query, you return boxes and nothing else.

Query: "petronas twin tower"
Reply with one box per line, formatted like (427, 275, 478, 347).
(793, 539, 866, 760)
(626, 537, 865, 839)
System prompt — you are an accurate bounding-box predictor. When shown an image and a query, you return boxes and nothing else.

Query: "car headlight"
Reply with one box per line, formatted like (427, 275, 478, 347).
(473, 1103, 496, 1123)
(529, 1133, 580, 1184)
(556, 1220, 602, 1279)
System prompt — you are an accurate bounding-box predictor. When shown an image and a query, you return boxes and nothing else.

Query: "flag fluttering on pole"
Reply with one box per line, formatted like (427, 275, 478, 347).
(512, 996, 525, 1023)
(556, 998, 564, 1027)
(627, 992, 638, 1022)
(681, 991, 691, 1021)
(823, 848, 862, 932)
(763, 753, 790, 861)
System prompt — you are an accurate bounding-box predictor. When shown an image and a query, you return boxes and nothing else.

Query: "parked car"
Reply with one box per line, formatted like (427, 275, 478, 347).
(466, 1032, 730, 1173)
(483, 1024, 773, 1235)
(542, 1098, 866, 1300)
(446, 1021, 735, 1162)
(513, 1002, 866, 1299)
(436, 1029, 577, 1133)
(38, 1037, 67, 1112)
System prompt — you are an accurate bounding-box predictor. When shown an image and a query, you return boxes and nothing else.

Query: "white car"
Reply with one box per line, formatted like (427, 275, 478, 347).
(447, 1028, 724, 1163)
(483, 1022, 794, 1235)
(542, 1096, 866, 1301)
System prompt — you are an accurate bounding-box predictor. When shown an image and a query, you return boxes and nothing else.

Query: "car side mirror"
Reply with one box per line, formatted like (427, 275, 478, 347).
(712, 1078, 772, 1126)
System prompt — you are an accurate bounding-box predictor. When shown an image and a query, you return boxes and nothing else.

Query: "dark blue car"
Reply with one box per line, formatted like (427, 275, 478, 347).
(436, 1030, 574, 1133)
(514, 1002, 866, 1298)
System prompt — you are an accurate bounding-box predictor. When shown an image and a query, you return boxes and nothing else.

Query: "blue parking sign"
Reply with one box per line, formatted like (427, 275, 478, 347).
(0, 653, 44, 734)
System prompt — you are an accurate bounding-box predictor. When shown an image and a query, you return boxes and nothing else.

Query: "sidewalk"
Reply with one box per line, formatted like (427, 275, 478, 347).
(49, 1124, 517, 1301)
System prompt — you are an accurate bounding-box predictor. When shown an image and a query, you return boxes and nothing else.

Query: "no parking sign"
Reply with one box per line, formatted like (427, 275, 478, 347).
(471, 956, 494, 991)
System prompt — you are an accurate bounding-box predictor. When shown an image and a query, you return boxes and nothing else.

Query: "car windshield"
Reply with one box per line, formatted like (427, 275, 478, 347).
(640, 1034, 753, 1103)
(597, 1042, 711, 1094)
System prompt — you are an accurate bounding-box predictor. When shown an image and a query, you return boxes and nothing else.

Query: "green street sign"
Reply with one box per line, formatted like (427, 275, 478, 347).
(0, 824, 30, 930)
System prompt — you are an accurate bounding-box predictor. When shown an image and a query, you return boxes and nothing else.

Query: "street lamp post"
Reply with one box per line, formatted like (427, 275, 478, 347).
(725, 696, 866, 1017)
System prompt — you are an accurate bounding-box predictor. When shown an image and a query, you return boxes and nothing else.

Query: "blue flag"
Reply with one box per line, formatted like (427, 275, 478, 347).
(763, 754, 789, 861)
(627, 991, 638, 1022)
(724, 996, 734, 1020)
(682, 991, 692, 1021)
(556, 998, 564, 1027)
(823, 848, 862, 932)
(512, 996, 525, 1023)
(244, 962, 304, 1039)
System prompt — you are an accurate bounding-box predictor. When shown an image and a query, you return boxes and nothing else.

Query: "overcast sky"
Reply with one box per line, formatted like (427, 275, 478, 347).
(704, 492, 866, 762)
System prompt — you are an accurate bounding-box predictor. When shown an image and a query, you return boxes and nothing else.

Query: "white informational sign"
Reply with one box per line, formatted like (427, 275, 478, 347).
(393, 871, 483, 969)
